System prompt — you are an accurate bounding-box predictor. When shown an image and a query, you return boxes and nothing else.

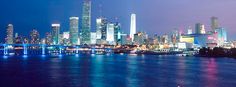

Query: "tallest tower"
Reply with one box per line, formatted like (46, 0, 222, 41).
(130, 13, 136, 42)
(81, 0, 91, 45)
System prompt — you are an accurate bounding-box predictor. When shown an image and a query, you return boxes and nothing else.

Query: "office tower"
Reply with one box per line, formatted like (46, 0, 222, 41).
(187, 26, 193, 34)
(6, 24, 14, 44)
(96, 18, 107, 40)
(81, 0, 91, 45)
(130, 13, 136, 42)
(134, 32, 145, 45)
(45, 32, 52, 45)
(195, 23, 206, 34)
(52, 24, 60, 45)
(124, 35, 132, 45)
(96, 18, 102, 40)
(114, 22, 121, 45)
(90, 32, 97, 44)
(106, 23, 115, 44)
(211, 17, 219, 31)
(30, 29, 40, 44)
(63, 32, 70, 39)
(62, 32, 70, 46)
(215, 27, 227, 46)
(70, 17, 79, 45)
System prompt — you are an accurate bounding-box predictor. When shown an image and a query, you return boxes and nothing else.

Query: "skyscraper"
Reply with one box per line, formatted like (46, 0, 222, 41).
(114, 22, 121, 45)
(6, 24, 14, 44)
(195, 23, 206, 34)
(30, 29, 40, 44)
(96, 17, 107, 40)
(90, 32, 97, 44)
(215, 27, 227, 46)
(130, 13, 136, 42)
(52, 24, 60, 45)
(95, 18, 108, 44)
(81, 0, 91, 45)
(211, 17, 219, 31)
(187, 26, 193, 34)
(70, 17, 79, 45)
(106, 23, 115, 44)
(45, 32, 52, 45)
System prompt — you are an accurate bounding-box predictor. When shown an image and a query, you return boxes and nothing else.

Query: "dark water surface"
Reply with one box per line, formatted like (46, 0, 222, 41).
(0, 55, 236, 87)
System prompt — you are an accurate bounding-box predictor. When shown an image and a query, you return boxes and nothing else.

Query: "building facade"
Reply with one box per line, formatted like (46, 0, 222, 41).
(70, 17, 79, 45)
(6, 24, 14, 44)
(52, 24, 60, 45)
(81, 0, 91, 45)
(130, 13, 136, 42)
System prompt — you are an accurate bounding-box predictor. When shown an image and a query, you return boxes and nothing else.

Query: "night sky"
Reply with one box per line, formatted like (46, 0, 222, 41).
(0, 0, 236, 42)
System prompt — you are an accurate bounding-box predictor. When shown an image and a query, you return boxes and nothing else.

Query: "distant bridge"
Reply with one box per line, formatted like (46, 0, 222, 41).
(0, 44, 113, 56)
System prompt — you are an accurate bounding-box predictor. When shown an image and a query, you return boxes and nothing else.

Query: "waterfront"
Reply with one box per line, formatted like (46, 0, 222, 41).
(0, 55, 236, 87)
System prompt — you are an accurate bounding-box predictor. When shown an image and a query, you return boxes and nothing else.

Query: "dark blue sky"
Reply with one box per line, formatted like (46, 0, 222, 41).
(1, 0, 236, 42)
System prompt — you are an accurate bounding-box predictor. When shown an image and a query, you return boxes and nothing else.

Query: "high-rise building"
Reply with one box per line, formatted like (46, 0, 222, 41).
(114, 22, 121, 45)
(211, 17, 219, 31)
(106, 23, 115, 44)
(215, 27, 227, 46)
(134, 32, 146, 45)
(187, 26, 193, 34)
(45, 32, 52, 45)
(96, 17, 107, 40)
(30, 29, 40, 44)
(130, 13, 136, 42)
(195, 23, 206, 34)
(70, 17, 79, 45)
(81, 0, 91, 45)
(6, 24, 14, 44)
(52, 24, 60, 45)
(90, 32, 97, 44)
(62, 32, 70, 46)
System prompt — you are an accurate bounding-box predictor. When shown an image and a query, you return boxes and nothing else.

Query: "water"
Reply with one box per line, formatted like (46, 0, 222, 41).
(0, 55, 236, 87)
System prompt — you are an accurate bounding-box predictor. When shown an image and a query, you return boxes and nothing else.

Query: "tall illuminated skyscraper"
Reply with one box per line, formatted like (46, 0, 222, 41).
(114, 22, 121, 45)
(81, 0, 91, 45)
(106, 23, 115, 44)
(96, 17, 107, 40)
(211, 17, 219, 31)
(70, 17, 79, 45)
(130, 13, 136, 42)
(6, 24, 14, 44)
(216, 27, 227, 46)
(52, 24, 60, 45)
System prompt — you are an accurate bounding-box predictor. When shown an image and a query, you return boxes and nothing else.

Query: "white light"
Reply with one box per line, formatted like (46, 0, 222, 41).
(70, 17, 79, 20)
(130, 13, 136, 41)
(106, 23, 115, 43)
(52, 24, 60, 27)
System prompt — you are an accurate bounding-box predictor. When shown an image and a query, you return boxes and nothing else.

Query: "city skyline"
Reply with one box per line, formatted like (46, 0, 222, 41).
(0, 0, 236, 42)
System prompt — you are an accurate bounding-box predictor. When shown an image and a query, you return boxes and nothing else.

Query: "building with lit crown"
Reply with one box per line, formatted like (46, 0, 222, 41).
(52, 24, 60, 45)
(70, 17, 79, 45)
(106, 23, 115, 45)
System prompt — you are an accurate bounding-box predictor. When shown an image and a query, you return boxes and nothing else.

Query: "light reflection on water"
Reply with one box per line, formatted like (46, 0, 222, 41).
(0, 55, 236, 87)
